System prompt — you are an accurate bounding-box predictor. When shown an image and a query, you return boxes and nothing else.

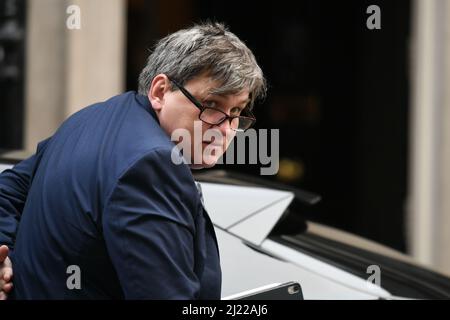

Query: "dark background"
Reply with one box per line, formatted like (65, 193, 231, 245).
(1, 0, 411, 253)
(0, 0, 25, 150)
(126, 0, 411, 252)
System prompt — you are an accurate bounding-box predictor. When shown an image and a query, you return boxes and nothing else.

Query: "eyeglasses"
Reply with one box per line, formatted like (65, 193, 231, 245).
(169, 78, 256, 132)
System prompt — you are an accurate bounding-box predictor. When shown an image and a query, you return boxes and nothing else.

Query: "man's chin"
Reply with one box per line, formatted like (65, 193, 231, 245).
(189, 158, 219, 170)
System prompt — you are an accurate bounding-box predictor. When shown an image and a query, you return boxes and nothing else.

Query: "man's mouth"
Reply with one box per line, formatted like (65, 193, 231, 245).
(202, 136, 224, 146)
(202, 140, 223, 147)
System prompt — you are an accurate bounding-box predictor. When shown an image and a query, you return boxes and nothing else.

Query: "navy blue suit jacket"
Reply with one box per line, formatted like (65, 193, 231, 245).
(0, 92, 221, 299)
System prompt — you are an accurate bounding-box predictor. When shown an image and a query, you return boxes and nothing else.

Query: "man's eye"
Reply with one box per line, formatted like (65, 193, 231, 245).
(231, 107, 242, 115)
(204, 100, 216, 109)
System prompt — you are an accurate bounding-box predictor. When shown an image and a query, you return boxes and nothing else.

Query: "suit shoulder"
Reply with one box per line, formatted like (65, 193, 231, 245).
(108, 147, 201, 227)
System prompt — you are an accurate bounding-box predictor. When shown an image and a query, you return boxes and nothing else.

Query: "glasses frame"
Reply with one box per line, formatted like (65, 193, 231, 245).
(168, 77, 256, 132)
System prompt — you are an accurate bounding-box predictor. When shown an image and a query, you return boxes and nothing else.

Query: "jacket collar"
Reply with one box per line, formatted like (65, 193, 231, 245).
(135, 92, 160, 125)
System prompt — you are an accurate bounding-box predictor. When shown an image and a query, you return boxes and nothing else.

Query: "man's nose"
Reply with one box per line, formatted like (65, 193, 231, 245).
(215, 119, 232, 135)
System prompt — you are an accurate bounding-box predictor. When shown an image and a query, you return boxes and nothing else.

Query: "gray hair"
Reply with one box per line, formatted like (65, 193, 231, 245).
(138, 22, 267, 110)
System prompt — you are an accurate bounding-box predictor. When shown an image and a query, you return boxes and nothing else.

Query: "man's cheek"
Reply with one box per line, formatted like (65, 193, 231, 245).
(202, 145, 223, 166)
(225, 131, 236, 150)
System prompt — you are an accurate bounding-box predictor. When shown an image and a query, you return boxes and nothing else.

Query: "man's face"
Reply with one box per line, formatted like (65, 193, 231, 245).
(149, 74, 250, 168)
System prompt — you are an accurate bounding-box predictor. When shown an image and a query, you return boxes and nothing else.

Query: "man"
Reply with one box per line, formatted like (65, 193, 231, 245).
(0, 22, 266, 299)
(0, 245, 13, 299)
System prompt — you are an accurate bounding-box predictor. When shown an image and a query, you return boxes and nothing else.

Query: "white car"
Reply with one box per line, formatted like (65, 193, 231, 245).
(194, 170, 450, 300)
(2, 156, 450, 299)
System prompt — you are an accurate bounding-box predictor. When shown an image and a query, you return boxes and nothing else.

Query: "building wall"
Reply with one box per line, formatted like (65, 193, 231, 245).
(24, 0, 126, 151)
(409, 0, 450, 276)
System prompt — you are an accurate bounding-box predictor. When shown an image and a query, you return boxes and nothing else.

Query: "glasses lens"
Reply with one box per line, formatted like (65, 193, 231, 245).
(200, 108, 227, 124)
(236, 117, 254, 131)
(200, 108, 255, 131)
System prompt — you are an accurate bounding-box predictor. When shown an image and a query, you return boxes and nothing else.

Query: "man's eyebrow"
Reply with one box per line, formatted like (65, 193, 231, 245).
(205, 92, 250, 106)
(239, 98, 251, 105)
(233, 99, 251, 108)
(205, 89, 223, 97)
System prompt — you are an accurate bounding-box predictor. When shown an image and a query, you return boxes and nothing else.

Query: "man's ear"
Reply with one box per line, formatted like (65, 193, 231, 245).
(148, 74, 170, 113)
